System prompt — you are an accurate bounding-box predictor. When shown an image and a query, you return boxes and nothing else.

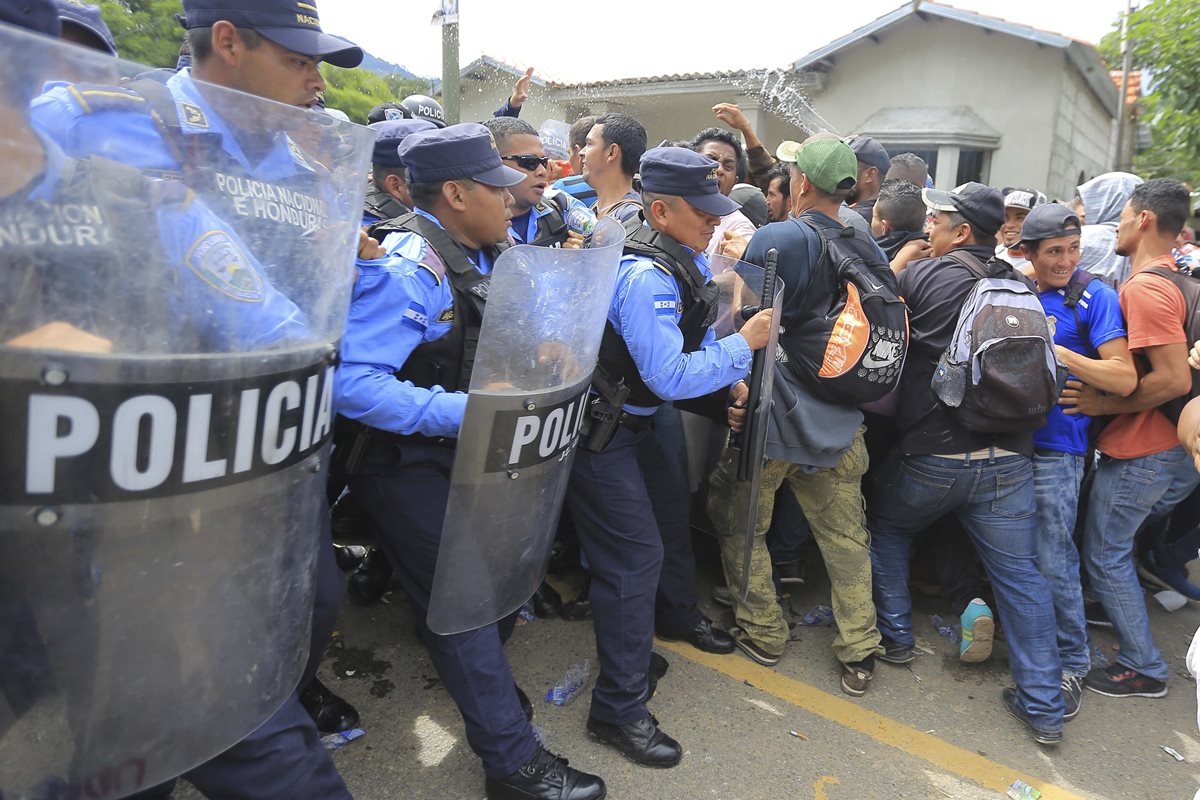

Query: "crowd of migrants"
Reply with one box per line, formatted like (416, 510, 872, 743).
(9, 1, 1200, 798)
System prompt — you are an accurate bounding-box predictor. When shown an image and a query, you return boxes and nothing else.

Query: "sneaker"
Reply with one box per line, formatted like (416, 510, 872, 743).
(1001, 688, 1062, 746)
(1061, 674, 1083, 721)
(775, 560, 806, 585)
(840, 656, 875, 697)
(1084, 601, 1112, 628)
(877, 639, 915, 665)
(1139, 549, 1200, 601)
(711, 585, 732, 607)
(729, 626, 782, 667)
(1084, 663, 1168, 698)
(959, 598, 994, 663)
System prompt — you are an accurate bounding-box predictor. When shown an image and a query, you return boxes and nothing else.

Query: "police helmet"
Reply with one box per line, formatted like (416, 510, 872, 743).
(401, 94, 446, 129)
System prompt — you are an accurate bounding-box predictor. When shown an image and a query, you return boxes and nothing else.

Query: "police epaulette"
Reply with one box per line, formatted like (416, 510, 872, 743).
(68, 83, 148, 114)
(651, 261, 673, 276)
(416, 263, 443, 286)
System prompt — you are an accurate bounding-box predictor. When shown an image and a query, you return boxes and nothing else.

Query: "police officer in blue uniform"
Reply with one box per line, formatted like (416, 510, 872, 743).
(336, 123, 607, 800)
(28, 0, 365, 746)
(362, 118, 437, 226)
(568, 147, 774, 766)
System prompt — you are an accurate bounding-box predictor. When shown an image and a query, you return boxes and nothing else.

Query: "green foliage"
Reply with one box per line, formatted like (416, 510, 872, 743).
(321, 66, 429, 124)
(98, 0, 186, 68)
(1099, 0, 1200, 186)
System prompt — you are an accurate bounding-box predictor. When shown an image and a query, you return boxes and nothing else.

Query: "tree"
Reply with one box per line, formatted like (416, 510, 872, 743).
(98, 0, 186, 68)
(1099, 0, 1200, 187)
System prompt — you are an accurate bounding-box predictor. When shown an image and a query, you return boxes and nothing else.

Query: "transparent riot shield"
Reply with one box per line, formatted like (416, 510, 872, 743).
(1, 24, 374, 799)
(426, 219, 626, 635)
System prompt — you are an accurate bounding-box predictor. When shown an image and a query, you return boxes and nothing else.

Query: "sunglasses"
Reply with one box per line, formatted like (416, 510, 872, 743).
(502, 154, 550, 171)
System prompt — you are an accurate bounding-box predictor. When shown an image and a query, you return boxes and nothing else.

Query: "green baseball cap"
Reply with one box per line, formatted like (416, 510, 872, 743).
(775, 138, 857, 195)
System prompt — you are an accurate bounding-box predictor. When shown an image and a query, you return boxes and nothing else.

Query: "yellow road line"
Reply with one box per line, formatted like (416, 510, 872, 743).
(657, 638, 1087, 800)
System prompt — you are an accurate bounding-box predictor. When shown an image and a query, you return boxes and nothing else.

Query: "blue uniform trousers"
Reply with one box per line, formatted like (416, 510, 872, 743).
(567, 425, 664, 726)
(349, 439, 538, 779)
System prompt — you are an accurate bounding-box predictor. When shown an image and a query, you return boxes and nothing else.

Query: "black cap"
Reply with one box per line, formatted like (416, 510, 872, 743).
(397, 123, 525, 188)
(367, 102, 407, 124)
(181, 0, 363, 68)
(922, 181, 1005, 237)
(369, 119, 437, 167)
(849, 135, 891, 175)
(0, 0, 59, 35)
(1019, 204, 1082, 245)
(56, 0, 115, 54)
(639, 147, 739, 217)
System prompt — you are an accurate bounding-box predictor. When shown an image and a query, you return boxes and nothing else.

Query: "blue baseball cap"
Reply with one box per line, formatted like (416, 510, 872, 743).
(369, 119, 437, 168)
(397, 123, 525, 188)
(639, 147, 739, 217)
(182, 0, 362, 68)
(56, 0, 115, 54)
(0, 0, 59, 35)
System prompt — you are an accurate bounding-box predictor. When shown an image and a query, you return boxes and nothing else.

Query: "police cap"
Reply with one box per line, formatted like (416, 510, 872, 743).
(0, 0, 60, 36)
(639, 147, 739, 217)
(182, 0, 363, 68)
(369, 119, 437, 168)
(57, 0, 116, 54)
(398, 123, 525, 187)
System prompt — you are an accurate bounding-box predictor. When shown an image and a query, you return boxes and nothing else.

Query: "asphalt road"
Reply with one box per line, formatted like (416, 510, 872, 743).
(184, 537, 1200, 800)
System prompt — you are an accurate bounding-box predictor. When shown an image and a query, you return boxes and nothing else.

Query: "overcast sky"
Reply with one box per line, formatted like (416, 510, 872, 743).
(319, 0, 1129, 83)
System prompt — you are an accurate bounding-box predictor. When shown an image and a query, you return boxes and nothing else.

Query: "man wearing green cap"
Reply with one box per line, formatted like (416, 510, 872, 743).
(707, 137, 885, 697)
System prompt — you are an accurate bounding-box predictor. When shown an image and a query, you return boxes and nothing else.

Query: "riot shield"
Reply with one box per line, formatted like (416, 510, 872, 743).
(1, 25, 374, 799)
(708, 253, 785, 599)
(426, 218, 625, 635)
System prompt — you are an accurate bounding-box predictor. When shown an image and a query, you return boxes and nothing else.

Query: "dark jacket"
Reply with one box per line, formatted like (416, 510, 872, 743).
(874, 229, 926, 262)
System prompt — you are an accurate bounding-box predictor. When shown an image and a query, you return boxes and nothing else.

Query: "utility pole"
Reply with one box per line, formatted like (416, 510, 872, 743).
(1114, 0, 1134, 172)
(438, 3, 460, 125)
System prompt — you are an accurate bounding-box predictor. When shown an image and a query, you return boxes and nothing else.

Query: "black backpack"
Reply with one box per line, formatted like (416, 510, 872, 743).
(777, 214, 909, 405)
(1144, 265, 1200, 423)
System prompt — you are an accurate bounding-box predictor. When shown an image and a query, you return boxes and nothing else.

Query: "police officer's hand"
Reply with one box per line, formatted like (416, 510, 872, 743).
(890, 238, 931, 273)
(728, 380, 749, 432)
(538, 341, 582, 382)
(563, 231, 585, 250)
(738, 308, 774, 351)
(1189, 340, 1200, 370)
(510, 67, 535, 109)
(715, 230, 748, 261)
(7, 321, 112, 353)
(357, 229, 385, 260)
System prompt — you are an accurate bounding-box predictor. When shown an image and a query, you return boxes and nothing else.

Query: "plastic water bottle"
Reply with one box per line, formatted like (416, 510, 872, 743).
(566, 205, 597, 237)
(545, 659, 591, 706)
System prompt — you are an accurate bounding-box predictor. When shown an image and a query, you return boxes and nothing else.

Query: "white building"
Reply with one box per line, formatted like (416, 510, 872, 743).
(456, 1, 1118, 199)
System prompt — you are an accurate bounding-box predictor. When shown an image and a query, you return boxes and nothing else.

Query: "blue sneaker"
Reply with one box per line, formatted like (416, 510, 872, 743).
(1139, 550, 1200, 601)
(959, 598, 994, 663)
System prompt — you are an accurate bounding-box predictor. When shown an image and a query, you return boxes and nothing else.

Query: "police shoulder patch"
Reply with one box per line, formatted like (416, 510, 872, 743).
(286, 138, 311, 169)
(185, 231, 265, 302)
(653, 293, 678, 316)
(436, 307, 454, 323)
(180, 103, 208, 129)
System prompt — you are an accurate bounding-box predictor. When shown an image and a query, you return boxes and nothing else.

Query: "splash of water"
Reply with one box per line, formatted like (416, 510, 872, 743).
(730, 68, 839, 136)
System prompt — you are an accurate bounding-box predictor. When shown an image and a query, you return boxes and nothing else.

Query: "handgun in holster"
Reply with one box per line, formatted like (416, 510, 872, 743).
(583, 367, 631, 453)
(331, 415, 376, 481)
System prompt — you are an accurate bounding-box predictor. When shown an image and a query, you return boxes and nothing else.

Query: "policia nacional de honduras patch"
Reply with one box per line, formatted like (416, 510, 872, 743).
(185, 231, 266, 302)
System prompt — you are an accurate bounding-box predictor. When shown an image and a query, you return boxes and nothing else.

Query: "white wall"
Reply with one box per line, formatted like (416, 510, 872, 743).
(1047, 62, 1115, 200)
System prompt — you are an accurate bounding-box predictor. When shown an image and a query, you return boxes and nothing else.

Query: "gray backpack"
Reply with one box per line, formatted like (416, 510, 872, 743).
(931, 252, 1064, 434)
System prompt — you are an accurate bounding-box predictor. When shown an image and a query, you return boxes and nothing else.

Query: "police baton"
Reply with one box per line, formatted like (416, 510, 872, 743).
(735, 248, 779, 481)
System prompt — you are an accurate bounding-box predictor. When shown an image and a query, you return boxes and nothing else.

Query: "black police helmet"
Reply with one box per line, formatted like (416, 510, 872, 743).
(401, 94, 446, 129)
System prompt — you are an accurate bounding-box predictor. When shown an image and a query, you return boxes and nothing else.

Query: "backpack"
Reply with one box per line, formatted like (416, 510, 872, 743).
(777, 214, 910, 405)
(1144, 265, 1200, 423)
(1060, 267, 1101, 358)
(931, 251, 1064, 433)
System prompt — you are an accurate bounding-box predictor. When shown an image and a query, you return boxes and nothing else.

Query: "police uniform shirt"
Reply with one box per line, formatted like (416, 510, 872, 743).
(612, 229, 752, 415)
(337, 208, 499, 439)
(2, 136, 305, 352)
(508, 189, 588, 246)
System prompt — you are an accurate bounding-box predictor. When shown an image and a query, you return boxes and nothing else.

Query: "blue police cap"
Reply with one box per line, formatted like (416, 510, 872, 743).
(639, 147, 739, 217)
(397, 123, 525, 188)
(182, 0, 363, 68)
(0, 0, 60, 36)
(56, 0, 115, 54)
(369, 119, 437, 168)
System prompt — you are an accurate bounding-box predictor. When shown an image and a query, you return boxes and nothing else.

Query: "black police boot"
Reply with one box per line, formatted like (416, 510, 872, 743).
(299, 677, 360, 735)
(586, 713, 682, 768)
(347, 545, 392, 605)
(485, 746, 606, 800)
(532, 581, 563, 618)
(559, 576, 592, 621)
(333, 543, 368, 572)
(646, 652, 669, 698)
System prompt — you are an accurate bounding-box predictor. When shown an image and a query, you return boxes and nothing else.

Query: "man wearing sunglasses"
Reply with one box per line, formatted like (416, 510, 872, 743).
(484, 117, 590, 248)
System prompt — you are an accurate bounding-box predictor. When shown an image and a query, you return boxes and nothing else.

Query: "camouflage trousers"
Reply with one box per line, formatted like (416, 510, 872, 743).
(706, 428, 883, 663)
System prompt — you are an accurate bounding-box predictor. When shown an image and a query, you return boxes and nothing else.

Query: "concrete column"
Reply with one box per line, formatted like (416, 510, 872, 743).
(936, 146, 960, 189)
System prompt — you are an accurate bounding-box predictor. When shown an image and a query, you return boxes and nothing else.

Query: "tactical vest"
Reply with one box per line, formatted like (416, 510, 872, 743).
(362, 185, 409, 224)
(366, 212, 508, 392)
(1, 156, 181, 350)
(525, 193, 569, 247)
(596, 220, 720, 407)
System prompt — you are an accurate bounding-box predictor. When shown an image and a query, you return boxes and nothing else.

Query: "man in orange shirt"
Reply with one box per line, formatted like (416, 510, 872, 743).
(1061, 178, 1199, 699)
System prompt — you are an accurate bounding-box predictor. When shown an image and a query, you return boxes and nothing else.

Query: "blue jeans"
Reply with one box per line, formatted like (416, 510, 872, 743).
(1032, 451, 1090, 677)
(869, 453, 1063, 731)
(1083, 445, 1200, 681)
